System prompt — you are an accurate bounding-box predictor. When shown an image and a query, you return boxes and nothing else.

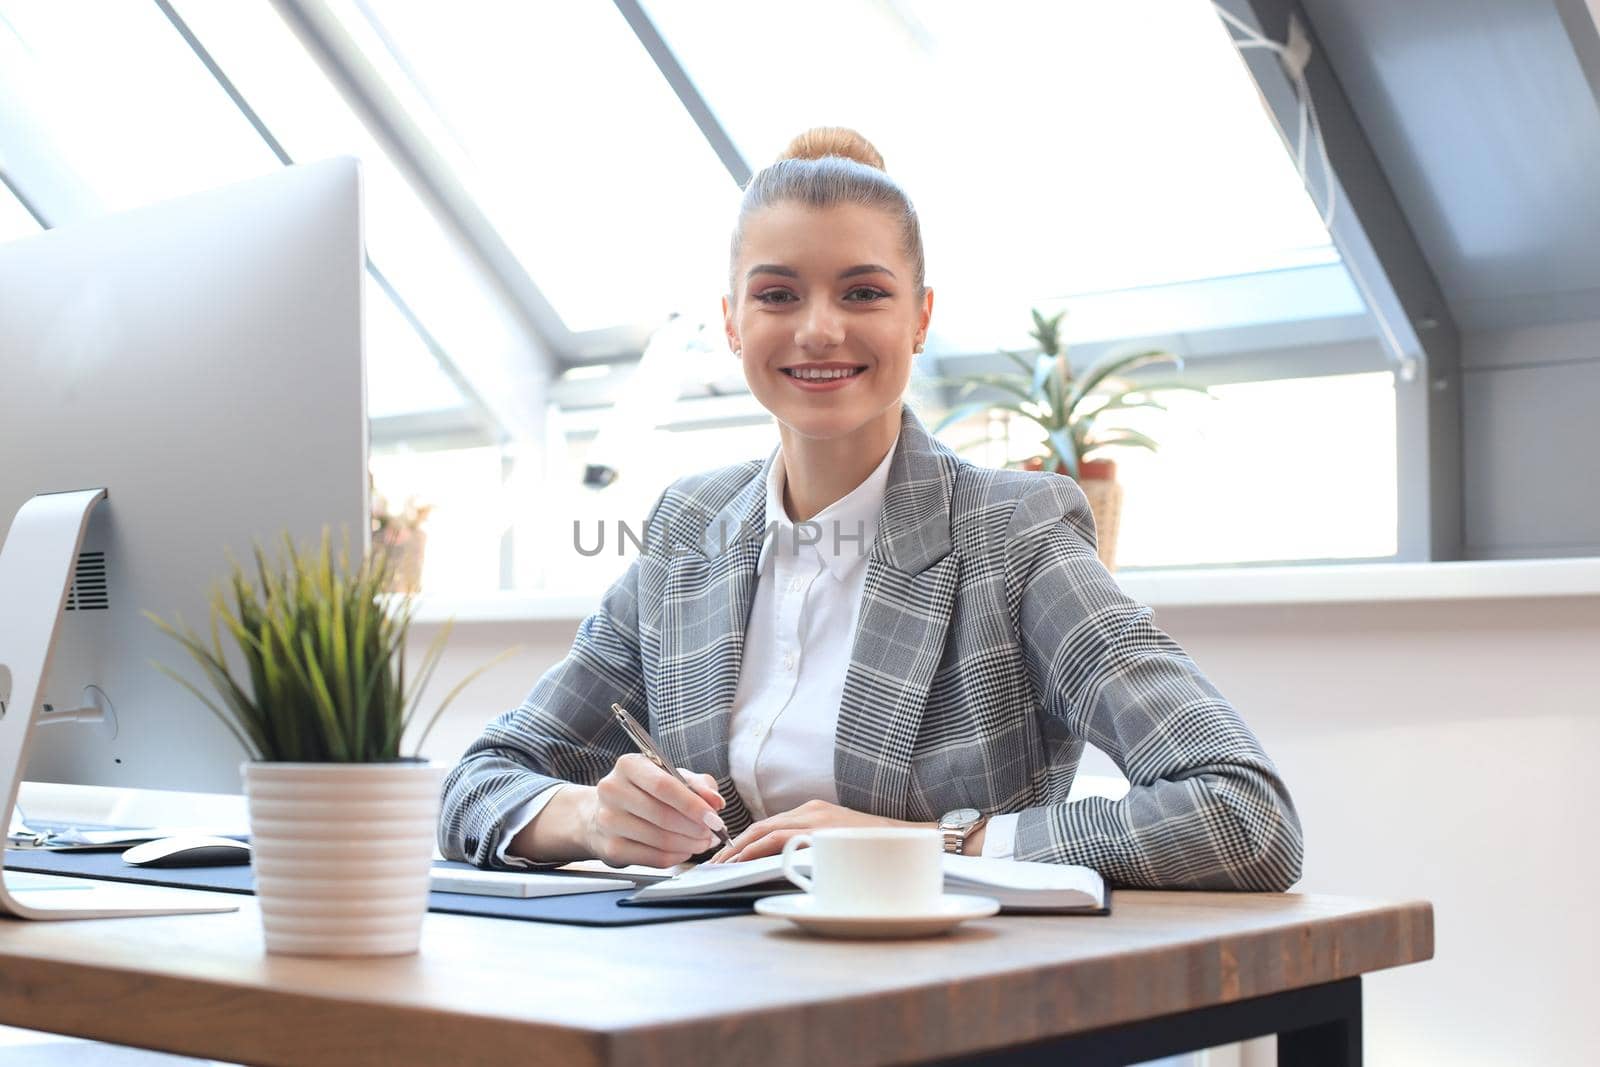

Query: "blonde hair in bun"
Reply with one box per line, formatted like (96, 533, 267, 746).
(730, 126, 923, 299)
(776, 126, 887, 171)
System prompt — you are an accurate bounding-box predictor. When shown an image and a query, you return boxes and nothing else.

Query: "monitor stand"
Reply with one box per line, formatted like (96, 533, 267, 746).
(0, 489, 237, 920)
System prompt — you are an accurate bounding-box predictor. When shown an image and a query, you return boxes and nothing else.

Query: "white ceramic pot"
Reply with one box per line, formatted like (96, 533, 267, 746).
(242, 760, 445, 957)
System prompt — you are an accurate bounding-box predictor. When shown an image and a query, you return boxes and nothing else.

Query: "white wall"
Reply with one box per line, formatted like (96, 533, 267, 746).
(410, 590, 1600, 1066)
(1154, 595, 1600, 1066)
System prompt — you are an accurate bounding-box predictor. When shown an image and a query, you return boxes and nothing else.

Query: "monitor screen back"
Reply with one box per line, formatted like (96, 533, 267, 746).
(0, 158, 368, 793)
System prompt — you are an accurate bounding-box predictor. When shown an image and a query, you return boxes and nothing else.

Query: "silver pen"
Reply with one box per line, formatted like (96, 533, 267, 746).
(610, 703, 732, 851)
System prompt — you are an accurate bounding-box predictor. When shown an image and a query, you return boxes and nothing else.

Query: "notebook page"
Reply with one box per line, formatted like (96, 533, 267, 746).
(943, 854, 1105, 900)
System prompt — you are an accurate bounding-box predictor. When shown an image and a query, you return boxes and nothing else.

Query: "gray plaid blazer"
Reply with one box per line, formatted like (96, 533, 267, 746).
(440, 405, 1303, 890)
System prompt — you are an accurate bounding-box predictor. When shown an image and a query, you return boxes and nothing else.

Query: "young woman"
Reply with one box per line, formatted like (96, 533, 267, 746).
(439, 128, 1303, 890)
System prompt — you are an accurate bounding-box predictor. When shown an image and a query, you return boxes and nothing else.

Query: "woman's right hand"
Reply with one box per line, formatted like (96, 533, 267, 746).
(581, 753, 727, 868)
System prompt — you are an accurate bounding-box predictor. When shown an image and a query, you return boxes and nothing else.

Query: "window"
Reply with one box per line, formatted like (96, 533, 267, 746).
(1107, 375, 1395, 572)
(169, 1, 507, 436)
(640, 0, 1349, 349)
(947, 372, 1398, 568)
(514, 0, 1397, 582)
(525, 415, 779, 594)
(0, 179, 40, 242)
(0, 0, 494, 436)
(0, 0, 523, 597)
(366, 288, 467, 420)
(370, 445, 512, 594)
(1110, 372, 1397, 566)
(1, 0, 1417, 592)
(0, 1, 277, 215)
(168, 2, 568, 594)
(312, 0, 743, 334)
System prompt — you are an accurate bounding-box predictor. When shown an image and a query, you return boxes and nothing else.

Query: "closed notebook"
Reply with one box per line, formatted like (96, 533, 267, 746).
(621, 852, 1110, 915)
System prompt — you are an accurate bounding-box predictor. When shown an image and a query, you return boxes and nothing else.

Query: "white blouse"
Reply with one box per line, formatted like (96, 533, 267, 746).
(499, 432, 1018, 864)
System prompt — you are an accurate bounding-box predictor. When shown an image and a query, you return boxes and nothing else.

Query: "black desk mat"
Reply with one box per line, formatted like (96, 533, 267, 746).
(2, 849, 748, 927)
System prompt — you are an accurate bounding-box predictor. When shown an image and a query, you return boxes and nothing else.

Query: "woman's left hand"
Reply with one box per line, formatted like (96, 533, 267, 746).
(706, 799, 924, 863)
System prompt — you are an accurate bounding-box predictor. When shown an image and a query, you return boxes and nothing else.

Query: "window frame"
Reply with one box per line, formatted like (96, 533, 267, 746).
(281, 0, 1458, 575)
(0, 0, 1461, 590)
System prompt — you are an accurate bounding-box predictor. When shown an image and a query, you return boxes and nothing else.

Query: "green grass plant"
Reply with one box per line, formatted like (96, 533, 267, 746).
(147, 529, 503, 763)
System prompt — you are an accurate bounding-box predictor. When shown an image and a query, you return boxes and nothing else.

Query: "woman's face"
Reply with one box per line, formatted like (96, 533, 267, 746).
(723, 202, 932, 442)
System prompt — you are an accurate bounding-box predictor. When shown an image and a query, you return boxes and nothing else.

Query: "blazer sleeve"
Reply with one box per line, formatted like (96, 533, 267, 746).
(436, 498, 660, 869)
(1002, 477, 1304, 891)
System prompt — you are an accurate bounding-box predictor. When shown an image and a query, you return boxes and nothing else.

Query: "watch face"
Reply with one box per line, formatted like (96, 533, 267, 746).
(943, 807, 982, 829)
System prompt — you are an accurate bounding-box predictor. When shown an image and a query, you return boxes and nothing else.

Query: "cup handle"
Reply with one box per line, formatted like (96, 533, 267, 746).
(780, 833, 814, 892)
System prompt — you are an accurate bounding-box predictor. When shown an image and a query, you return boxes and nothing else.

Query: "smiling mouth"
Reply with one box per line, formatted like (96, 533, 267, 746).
(780, 367, 867, 381)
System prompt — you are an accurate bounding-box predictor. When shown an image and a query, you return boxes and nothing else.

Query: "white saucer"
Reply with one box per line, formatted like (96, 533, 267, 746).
(754, 893, 1000, 939)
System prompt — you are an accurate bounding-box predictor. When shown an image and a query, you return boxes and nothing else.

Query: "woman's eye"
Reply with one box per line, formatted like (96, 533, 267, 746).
(754, 290, 796, 304)
(845, 286, 889, 302)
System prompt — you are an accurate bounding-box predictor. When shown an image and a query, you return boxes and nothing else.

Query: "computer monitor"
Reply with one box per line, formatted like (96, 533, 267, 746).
(0, 157, 368, 794)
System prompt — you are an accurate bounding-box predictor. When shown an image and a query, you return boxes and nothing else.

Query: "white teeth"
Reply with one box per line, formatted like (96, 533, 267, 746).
(786, 367, 862, 380)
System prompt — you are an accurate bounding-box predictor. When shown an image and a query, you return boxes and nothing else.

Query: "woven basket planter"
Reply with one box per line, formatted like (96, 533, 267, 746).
(1022, 457, 1123, 572)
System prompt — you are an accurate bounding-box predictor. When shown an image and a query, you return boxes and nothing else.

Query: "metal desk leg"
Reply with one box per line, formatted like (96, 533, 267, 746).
(1278, 975, 1362, 1066)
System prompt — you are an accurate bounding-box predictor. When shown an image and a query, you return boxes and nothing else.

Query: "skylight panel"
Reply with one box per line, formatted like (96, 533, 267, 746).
(641, 0, 1348, 343)
(320, 0, 742, 333)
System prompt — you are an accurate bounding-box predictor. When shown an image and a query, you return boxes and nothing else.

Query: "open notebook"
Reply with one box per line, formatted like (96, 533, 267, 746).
(622, 852, 1109, 914)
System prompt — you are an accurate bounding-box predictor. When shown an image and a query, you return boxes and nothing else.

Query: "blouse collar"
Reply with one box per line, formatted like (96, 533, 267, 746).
(756, 427, 901, 582)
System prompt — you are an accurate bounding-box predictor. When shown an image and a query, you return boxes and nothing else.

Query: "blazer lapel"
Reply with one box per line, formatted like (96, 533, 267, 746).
(834, 407, 961, 822)
(650, 452, 771, 835)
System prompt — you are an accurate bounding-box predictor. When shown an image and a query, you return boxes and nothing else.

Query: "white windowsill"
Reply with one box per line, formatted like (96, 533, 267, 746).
(410, 556, 1600, 624)
(1114, 556, 1600, 608)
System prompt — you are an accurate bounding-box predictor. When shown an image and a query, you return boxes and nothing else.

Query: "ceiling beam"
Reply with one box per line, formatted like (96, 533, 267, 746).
(611, 0, 752, 188)
(1217, 0, 1464, 561)
(1554, 0, 1600, 110)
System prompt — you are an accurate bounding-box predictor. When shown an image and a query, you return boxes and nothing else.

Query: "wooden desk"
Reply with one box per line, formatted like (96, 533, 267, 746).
(0, 888, 1431, 1066)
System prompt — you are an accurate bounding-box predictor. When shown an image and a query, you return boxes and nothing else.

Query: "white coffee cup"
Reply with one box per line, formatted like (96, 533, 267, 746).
(780, 827, 944, 915)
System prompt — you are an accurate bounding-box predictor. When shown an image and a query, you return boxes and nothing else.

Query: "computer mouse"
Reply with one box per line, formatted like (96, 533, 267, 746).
(122, 835, 252, 868)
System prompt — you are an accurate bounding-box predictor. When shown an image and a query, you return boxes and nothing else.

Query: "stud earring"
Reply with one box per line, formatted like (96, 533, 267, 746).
(914, 342, 925, 353)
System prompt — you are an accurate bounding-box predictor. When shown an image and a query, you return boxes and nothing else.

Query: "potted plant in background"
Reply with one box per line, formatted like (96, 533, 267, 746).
(929, 309, 1211, 571)
(147, 531, 506, 957)
(371, 478, 433, 594)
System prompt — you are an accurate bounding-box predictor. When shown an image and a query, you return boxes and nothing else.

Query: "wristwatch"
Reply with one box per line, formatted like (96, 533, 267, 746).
(937, 807, 987, 855)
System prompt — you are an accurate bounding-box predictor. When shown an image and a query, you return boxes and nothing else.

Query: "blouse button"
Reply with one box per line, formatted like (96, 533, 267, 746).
(781, 653, 795, 671)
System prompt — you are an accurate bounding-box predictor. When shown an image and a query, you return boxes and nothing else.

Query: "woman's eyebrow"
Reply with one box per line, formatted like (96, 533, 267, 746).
(745, 263, 898, 280)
